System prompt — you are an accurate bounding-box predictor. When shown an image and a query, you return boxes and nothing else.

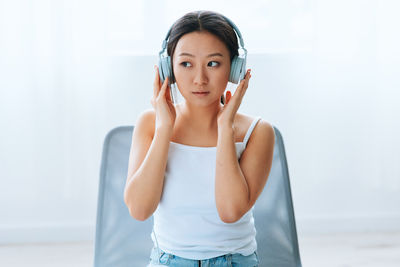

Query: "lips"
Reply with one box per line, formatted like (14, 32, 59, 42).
(192, 91, 209, 94)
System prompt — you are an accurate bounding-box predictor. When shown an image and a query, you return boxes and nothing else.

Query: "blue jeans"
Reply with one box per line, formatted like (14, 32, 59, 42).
(147, 246, 259, 267)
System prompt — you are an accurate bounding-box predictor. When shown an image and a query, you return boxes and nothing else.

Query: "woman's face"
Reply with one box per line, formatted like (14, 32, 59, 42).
(172, 31, 231, 107)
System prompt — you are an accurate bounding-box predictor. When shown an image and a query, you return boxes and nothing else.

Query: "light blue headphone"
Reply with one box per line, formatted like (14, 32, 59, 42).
(158, 15, 247, 86)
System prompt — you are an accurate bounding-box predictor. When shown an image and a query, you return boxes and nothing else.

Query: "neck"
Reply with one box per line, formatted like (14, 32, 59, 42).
(177, 101, 222, 131)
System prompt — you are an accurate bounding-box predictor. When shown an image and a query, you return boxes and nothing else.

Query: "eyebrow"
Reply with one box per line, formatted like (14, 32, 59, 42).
(178, 52, 224, 58)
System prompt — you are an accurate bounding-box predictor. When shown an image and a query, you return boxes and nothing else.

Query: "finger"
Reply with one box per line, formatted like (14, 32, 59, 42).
(153, 65, 160, 99)
(233, 78, 247, 99)
(157, 76, 169, 99)
(246, 69, 251, 81)
(237, 70, 250, 88)
(243, 71, 251, 89)
(242, 69, 251, 85)
(155, 65, 163, 91)
(227, 73, 249, 106)
(226, 90, 231, 104)
(238, 69, 251, 97)
(166, 84, 172, 102)
(159, 76, 163, 90)
(158, 70, 163, 90)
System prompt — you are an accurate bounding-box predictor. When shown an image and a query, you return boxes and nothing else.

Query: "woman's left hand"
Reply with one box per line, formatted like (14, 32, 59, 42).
(217, 69, 252, 129)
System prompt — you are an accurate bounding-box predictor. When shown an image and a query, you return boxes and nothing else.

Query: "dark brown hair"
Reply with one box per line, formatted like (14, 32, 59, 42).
(166, 10, 239, 83)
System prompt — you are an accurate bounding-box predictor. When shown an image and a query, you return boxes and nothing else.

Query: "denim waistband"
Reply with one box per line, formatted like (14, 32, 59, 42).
(148, 246, 259, 267)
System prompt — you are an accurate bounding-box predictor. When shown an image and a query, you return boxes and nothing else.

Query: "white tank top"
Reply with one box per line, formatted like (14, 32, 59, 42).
(151, 116, 262, 260)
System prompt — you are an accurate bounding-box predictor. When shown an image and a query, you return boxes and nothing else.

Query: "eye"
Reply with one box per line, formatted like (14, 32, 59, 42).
(180, 62, 192, 68)
(208, 61, 219, 67)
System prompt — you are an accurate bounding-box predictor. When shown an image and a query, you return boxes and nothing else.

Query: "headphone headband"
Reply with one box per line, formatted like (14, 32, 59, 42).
(160, 14, 245, 53)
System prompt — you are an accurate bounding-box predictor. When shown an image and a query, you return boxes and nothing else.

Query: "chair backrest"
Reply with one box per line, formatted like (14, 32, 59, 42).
(253, 126, 302, 267)
(93, 125, 302, 267)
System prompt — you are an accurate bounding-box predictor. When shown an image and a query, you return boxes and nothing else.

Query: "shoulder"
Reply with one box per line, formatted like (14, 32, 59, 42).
(238, 113, 275, 176)
(235, 113, 275, 144)
(134, 109, 155, 139)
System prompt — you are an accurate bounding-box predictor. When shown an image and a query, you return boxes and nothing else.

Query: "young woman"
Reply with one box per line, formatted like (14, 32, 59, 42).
(124, 10, 275, 267)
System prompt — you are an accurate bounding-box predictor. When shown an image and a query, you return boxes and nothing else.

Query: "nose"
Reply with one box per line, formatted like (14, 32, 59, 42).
(193, 66, 208, 85)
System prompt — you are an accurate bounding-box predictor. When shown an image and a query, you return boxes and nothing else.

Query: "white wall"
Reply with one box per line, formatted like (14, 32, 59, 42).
(0, 0, 399, 244)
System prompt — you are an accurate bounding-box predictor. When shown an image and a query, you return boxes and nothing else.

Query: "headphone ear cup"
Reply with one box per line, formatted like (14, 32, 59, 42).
(238, 57, 246, 81)
(229, 56, 246, 84)
(158, 56, 173, 84)
(229, 56, 239, 84)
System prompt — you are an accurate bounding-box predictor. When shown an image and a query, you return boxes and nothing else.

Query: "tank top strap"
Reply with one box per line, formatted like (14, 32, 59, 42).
(243, 116, 262, 147)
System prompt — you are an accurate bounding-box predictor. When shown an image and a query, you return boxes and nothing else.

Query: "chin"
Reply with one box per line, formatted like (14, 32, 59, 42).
(188, 99, 221, 108)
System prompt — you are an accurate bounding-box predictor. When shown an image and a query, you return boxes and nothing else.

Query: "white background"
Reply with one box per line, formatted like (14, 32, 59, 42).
(0, 0, 399, 243)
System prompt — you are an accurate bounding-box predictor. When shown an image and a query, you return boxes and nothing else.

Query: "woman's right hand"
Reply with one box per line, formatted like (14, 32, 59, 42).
(151, 65, 176, 131)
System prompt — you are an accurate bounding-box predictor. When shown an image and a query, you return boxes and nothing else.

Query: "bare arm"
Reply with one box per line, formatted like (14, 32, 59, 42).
(215, 120, 275, 223)
(124, 67, 176, 221)
(123, 110, 172, 221)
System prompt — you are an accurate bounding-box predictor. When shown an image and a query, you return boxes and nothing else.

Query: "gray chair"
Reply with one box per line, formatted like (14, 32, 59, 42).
(93, 125, 302, 267)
